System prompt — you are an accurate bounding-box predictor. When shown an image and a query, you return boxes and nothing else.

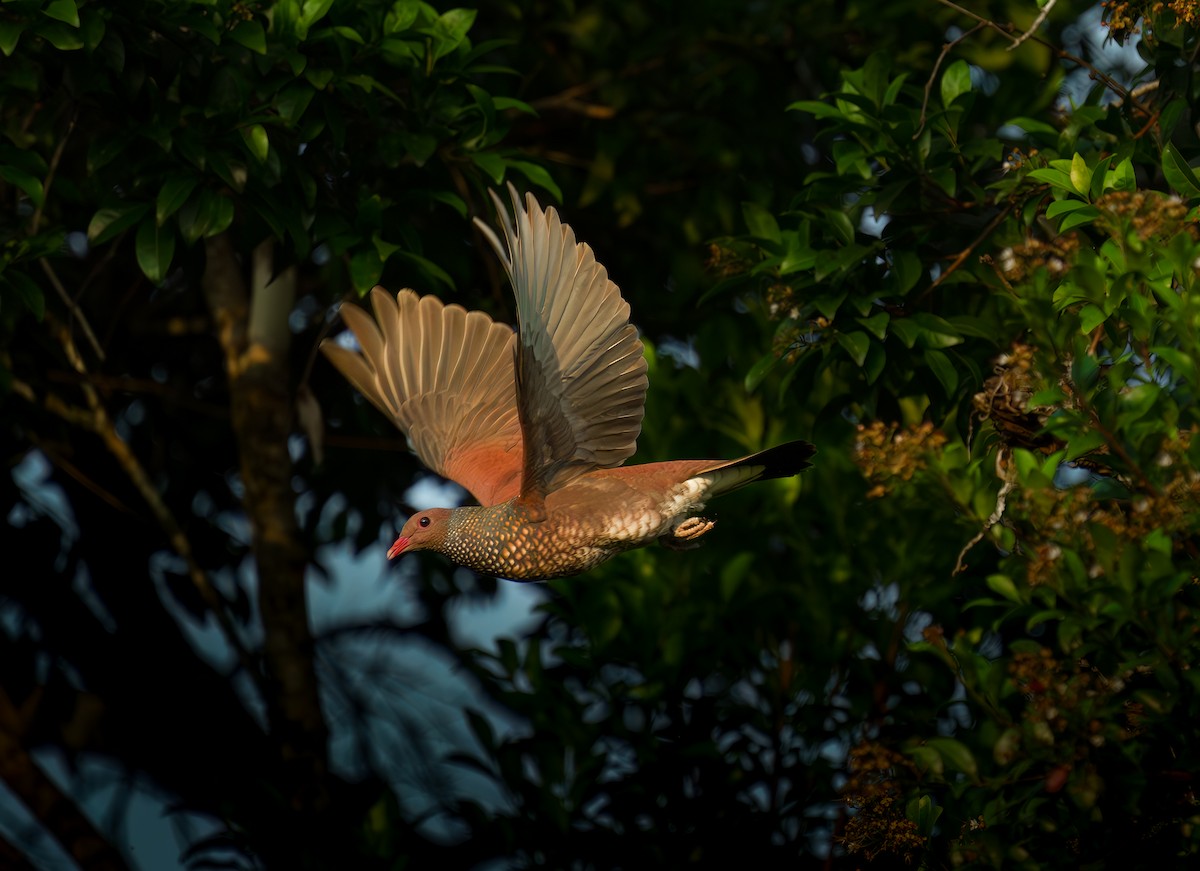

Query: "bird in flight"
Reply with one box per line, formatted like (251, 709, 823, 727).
(322, 184, 814, 580)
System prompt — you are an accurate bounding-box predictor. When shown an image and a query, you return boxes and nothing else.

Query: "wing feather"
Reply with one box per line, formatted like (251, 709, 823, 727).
(474, 184, 648, 508)
(321, 288, 524, 506)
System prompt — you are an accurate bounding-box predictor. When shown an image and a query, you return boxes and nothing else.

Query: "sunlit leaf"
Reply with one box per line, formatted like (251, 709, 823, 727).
(940, 59, 971, 106)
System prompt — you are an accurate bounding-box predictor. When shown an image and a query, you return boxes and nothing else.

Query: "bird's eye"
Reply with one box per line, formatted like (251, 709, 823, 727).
(419, 516, 431, 528)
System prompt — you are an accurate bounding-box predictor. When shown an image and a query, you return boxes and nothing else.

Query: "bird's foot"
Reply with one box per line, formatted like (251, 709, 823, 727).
(660, 516, 715, 550)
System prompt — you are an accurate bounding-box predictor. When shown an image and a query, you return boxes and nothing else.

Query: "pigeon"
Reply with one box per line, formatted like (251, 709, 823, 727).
(321, 184, 814, 580)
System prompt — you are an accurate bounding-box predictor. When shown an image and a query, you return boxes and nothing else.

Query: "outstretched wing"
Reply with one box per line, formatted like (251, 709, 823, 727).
(321, 287, 524, 507)
(474, 184, 649, 515)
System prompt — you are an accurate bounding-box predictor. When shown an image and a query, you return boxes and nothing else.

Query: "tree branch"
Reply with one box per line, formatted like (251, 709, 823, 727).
(11, 319, 257, 677)
(0, 686, 129, 871)
(202, 233, 331, 808)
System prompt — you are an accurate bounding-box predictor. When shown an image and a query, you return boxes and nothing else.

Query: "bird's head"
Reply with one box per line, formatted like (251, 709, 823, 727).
(387, 507, 454, 559)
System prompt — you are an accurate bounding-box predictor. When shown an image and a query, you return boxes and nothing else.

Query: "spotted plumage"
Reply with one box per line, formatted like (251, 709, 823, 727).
(322, 184, 814, 580)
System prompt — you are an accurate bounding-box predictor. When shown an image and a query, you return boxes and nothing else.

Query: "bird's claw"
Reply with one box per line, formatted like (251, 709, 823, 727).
(660, 516, 715, 550)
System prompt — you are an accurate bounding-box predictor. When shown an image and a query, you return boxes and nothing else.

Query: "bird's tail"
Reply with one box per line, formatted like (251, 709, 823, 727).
(700, 439, 816, 497)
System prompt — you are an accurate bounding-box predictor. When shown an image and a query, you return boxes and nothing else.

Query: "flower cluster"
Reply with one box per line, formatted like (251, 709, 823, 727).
(1100, 1, 1142, 37)
(1003, 650, 1132, 809)
(996, 234, 1080, 282)
(1009, 649, 1119, 742)
(837, 743, 925, 864)
(1101, 1, 1200, 41)
(1165, 0, 1200, 26)
(853, 421, 948, 498)
(765, 281, 800, 321)
(704, 240, 751, 279)
(1093, 189, 1195, 244)
(1013, 430, 1199, 585)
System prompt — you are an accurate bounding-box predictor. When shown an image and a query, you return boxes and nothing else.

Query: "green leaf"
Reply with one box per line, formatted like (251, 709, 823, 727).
(1045, 199, 1091, 219)
(926, 737, 979, 780)
(135, 217, 176, 283)
(1065, 430, 1106, 461)
(940, 59, 971, 107)
(276, 84, 315, 127)
(929, 166, 957, 197)
(823, 209, 854, 247)
(427, 190, 467, 219)
(230, 20, 267, 54)
(301, 0, 336, 30)
(349, 248, 384, 293)
(208, 153, 248, 193)
(1078, 303, 1106, 333)
(889, 249, 922, 294)
(396, 131, 438, 165)
(305, 67, 334, 89)
(2, 270, 44, 320)
(1151, 345, 1194, 380)
(80, 9, 104, 50)
(241, 124, 270, 163)
(372, 233, 401, 262)
(507, 160, 562, 203)
(888, 318, 920, 348)
(785, 99, 842, 119)
(837, 331, 870, 366)
(744, 351, 780, 393)
(1059, 206, 1099, 232)
(1026, 167, 1074, 192)
(384, 0, 420, 34)
(176, 190, 233, 244)
(907, 794, 943, 837)
(395, 251, 455, 291)
(924, 348, 958, 396)
(88, 203, 151, 245)
(34, 21, 83, 50)
(911, 312, 962, 348)
(0, 22, 25, 56)
(1069, 153, 1092, 198)
(332, 25, 365, 44)
(986, 573, 1020, 602)
(43, 0, 79, 27)
(1162, 143, 1200, 198)
(906, 744, 944, 778)
(492, 96, 537, 115)
(156, 177, 199, 225)
(812, 290, 845, 320)
(206, 195, 235, 238)
(742, 202, 781, 244)
(427, 8, 476, 60)
(472, 151, 505, 184)
(0, 166, 45, 207)
(466, 82, 496, 133)
(860, 341, 884, 384)
(857, 311, 889, 340)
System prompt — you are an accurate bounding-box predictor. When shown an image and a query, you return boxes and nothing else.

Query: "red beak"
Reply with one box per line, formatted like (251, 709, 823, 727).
(387, 536, 410, 559)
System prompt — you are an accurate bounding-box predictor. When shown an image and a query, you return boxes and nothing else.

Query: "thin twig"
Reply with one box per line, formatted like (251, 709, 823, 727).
(19, 316, 258, 679)
(921, 198, 1020, 297)
(955, 451, 1016, 574)
(1008, 0, 1056, 51)
(915, 22, 986, 137)
(1062, 374, 1159, 496)
(26, 106, 108, 363)
(934, 0, 1153, 117)
(39, 259, 106, 362)
(936, 0, 1018, 42)
(29, 107, 76, 235)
